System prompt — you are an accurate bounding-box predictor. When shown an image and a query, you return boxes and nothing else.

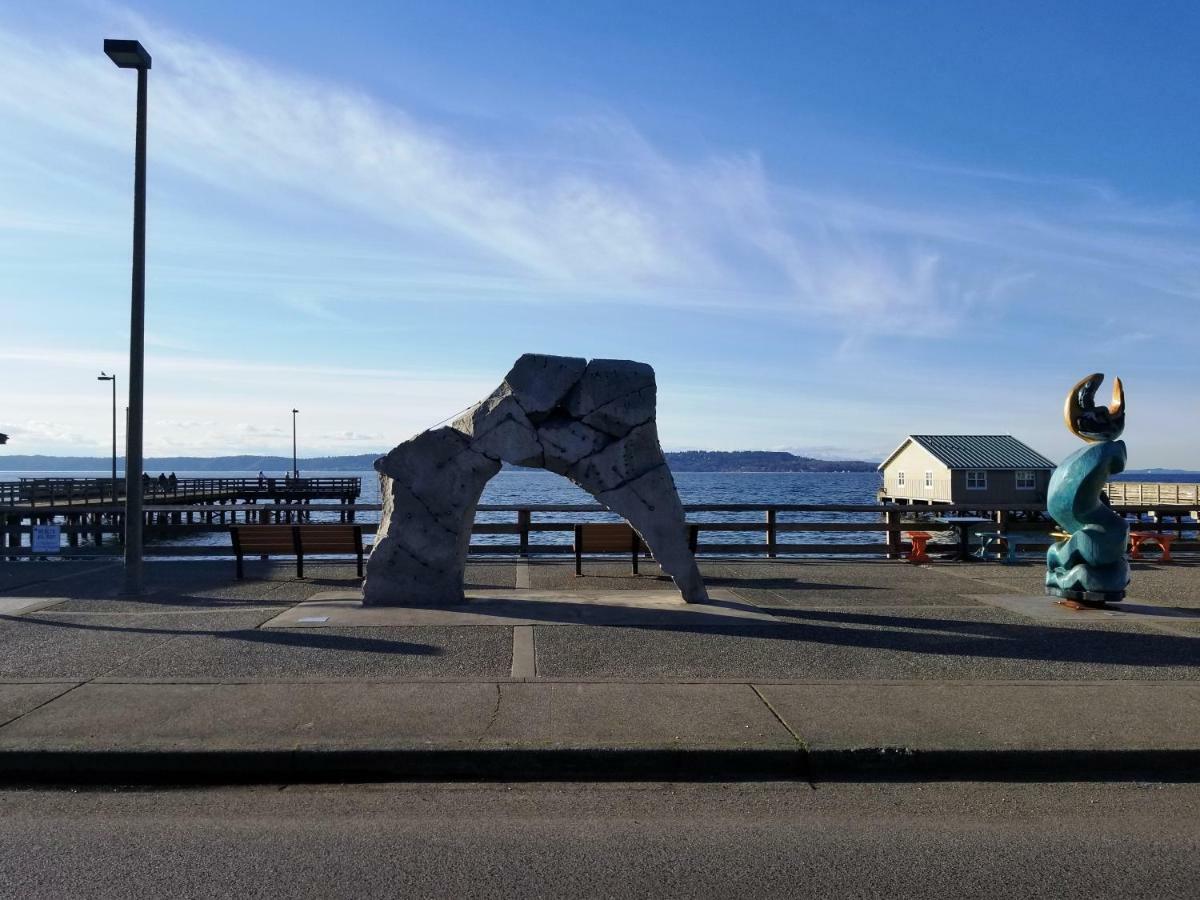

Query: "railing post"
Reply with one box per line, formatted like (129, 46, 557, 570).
(5, 513, 20, 559)
(765, 508, 777, 558)
(518, 508, 531, 558)
(885, 507, 901, 559)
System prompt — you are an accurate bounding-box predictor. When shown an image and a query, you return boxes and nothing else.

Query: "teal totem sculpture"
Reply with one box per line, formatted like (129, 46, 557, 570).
(1045, 374, 1129, 604)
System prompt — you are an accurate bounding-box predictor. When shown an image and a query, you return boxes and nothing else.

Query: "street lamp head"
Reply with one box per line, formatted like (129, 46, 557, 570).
(98, 372, 114, 381)
(104, 39, 151, 70)
(292, 408, 299, 414)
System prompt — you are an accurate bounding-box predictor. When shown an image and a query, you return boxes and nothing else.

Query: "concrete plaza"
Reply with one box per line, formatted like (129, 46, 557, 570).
(0, 556, 1197, 781)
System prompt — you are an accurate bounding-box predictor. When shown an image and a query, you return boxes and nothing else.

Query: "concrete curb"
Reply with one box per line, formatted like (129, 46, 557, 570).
(2, 747, 1198, 785)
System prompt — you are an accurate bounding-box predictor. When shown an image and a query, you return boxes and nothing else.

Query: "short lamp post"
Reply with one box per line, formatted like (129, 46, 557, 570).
(292, 408, 299, 479)
(97, 372, 117, 500)
(104, 38, 151, 595)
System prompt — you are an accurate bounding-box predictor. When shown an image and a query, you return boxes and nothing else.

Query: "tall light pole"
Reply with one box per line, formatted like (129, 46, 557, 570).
(291, 408, 299, 479)
(97, 372, 117, 499)
(105, 38, 151, 595)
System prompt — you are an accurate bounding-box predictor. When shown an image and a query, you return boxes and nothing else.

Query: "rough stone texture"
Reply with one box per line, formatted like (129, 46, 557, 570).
(364, 354, 708, 606)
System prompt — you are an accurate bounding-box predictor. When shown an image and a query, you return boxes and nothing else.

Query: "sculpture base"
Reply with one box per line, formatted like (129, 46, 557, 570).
(1046, 585, 1125, 607)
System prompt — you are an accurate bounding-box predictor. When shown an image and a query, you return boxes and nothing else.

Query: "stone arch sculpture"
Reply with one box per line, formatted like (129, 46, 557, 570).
(363, 354, 708, 605)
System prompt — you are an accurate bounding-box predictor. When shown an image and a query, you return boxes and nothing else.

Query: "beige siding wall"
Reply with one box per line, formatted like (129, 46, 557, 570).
(881, 442, 952, 501)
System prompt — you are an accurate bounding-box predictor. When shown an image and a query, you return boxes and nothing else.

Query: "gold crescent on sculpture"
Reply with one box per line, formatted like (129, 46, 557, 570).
(1064, 373, 1126, 442)
(1110, 376, 1125, 418)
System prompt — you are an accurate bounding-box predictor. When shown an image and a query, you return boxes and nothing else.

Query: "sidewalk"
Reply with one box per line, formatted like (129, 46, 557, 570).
(1, 558, 1197, 782)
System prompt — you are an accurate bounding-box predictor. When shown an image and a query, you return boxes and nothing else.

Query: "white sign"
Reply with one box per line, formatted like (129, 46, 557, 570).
(31, 525, 61, 554)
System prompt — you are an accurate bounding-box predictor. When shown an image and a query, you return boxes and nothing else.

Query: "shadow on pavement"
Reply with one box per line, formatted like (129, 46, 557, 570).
(0, 614, 441, 656)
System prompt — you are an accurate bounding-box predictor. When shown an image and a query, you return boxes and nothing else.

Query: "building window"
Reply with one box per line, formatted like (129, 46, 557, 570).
(1016, 470, 1036, 490)
(897, 471, 906, 487)
(924, 471, 934, 488)
(966, 470, 987, 490)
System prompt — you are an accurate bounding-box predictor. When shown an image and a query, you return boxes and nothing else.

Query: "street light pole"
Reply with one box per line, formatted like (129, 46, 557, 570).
(104, 39, 151, 595)
(292, 408, 299, 479)
(97, 372, 117, 500)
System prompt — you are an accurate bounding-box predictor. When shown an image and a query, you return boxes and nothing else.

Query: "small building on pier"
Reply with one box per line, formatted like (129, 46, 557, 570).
(878, 435, 1056, 505)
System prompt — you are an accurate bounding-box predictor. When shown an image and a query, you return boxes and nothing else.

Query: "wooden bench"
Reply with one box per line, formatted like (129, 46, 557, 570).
(573, 523, 646, 576)
(230, 524, 364, 579)
(571, 522, 700, 576)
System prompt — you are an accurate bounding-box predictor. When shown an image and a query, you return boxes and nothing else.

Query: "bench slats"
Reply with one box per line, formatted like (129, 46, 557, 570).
(577, 523, 646, 553)
(230, 524, 363, 579)
(574, 523, 645, 576)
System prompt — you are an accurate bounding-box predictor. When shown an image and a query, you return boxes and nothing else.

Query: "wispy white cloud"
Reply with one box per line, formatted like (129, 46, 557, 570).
(6, 10, 1193, 341)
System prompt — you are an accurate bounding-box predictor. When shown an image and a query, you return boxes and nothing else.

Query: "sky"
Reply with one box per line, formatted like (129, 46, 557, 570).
(0, 0, 1196, 466)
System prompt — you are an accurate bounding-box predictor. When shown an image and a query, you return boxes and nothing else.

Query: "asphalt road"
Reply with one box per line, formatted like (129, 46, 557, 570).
(1, 782, 1196, 898)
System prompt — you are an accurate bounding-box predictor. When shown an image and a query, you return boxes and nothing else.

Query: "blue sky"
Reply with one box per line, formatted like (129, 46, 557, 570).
(1, 1, 1196, 466)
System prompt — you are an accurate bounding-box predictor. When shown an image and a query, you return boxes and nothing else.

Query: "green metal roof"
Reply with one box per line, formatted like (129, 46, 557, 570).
(880, 435, 1057, 471)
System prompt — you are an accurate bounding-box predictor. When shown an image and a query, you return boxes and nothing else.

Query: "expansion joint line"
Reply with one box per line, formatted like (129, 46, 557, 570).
(0, 682, 82, 731)
(480, 683, 503, 740)
(0, 597, 201, 732)
(749, 683, 815, 789)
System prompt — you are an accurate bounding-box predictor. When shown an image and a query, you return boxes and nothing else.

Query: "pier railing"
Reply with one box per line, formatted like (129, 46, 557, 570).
(1105, 481, 1200, 506)
(4, 500, 1196, 558)
(3, 477, 361, 507)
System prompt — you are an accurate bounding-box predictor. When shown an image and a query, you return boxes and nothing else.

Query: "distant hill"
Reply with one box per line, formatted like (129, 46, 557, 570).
(1118, 468, 1200, 476)
(0, 449, 879, 473)
(1113, 469, 1200, 481)
(663, 450, 877, 472)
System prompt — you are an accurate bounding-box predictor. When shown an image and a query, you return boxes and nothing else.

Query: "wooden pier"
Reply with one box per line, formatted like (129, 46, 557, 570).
(1, 476, 361, 508)
(2, 477, 362, 557)
(1105, 481, 1200, 511)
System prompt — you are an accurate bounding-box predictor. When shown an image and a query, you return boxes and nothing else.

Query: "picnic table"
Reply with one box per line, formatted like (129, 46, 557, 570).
(936, 516, 993, 562)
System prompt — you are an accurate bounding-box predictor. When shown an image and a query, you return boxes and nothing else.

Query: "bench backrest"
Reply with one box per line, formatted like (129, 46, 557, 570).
(296, 525, 361, 552)
(232, 525, 295, 552)
(576, 523, 645, 552)
(231, 525, 361, 554)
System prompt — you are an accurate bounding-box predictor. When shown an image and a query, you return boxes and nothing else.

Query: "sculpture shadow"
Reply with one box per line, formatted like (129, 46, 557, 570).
(373, 594, 1200, 670)
(701, 576, 884, 591)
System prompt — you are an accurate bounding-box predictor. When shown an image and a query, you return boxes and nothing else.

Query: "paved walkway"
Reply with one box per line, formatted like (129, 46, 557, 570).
(0, 558, 1197, 781)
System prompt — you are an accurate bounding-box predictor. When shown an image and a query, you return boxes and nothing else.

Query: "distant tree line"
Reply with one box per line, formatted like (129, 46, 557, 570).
(663, 451, 878, 472)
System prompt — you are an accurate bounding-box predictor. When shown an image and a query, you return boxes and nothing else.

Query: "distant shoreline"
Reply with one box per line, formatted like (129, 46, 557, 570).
(0, 449, 881, 474)
(0, 451, 1195, 479)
